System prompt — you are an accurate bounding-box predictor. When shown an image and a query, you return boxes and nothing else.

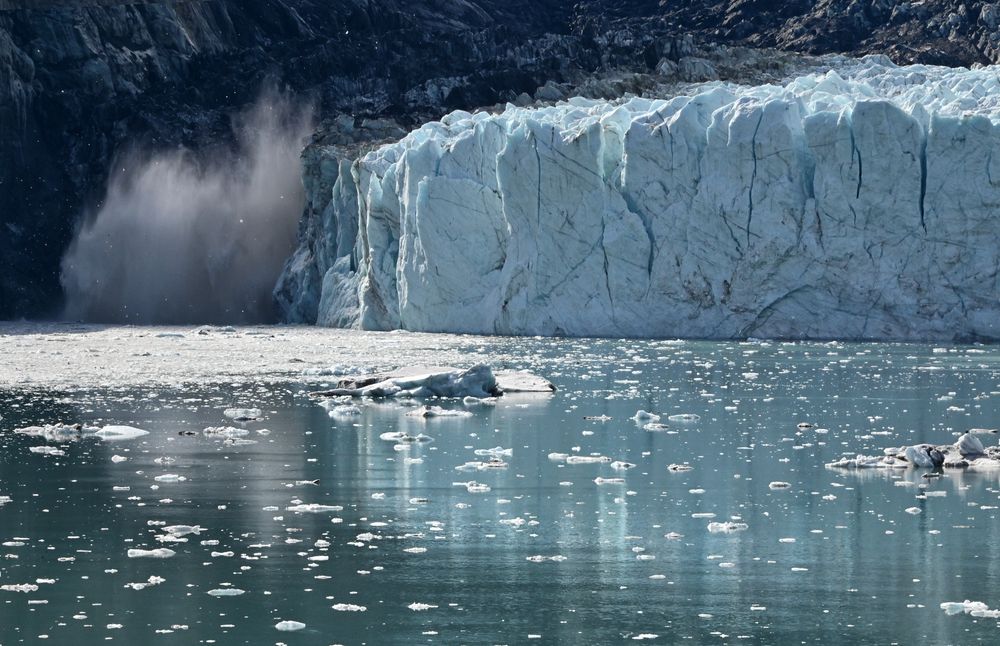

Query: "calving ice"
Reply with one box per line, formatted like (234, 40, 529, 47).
(280, 58, 1000, 341)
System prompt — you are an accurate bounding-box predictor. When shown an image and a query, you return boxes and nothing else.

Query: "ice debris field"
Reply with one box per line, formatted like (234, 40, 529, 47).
(281, 59, 1000, 341)
(4, 327, 1000, 643)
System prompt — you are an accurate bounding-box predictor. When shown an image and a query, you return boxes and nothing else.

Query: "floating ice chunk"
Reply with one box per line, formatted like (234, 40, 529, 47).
(453, 481, 491, 493)
(474, 447, 513, 458)
(207, 587, 245, 597)
(111, 455, 128, 463)
(124, 576, 165, 591)
(0, 495, 11, 506)
(0, 583, 39, 593)
(594, 477, 626, 485)
(707, 522, 749, 533)
(224, 408, 263, 421)
(667, 414, 700, 423)
(904, 445, 945, 468)
(941, 600, 992, 616)
(667, 464, 693, 472)
(379, 431, 432, 443)
(905, 507, 922, 514)
(643, 422, 671, 431)
(406, 406, 473, 419)
(328, 404, 363, 418)
(286, 504, 344, 513)
(768, 481, 791, 489)
(494, 371, 556, 393)
(163, 525, 203, 537)
(408, 602, 438, 611)
(955, 432, 985, 458)
(332, 603, 367, 612)
(14, 423, 94, 441)
(526, 555, 567, 563)
(633, 410, 660, 422)
(611, 461, 636, 470)
(547, 453, 570, 461)
(826, 454, 908, 469)
(203, 426, 250, 438)
(127, 548, 176, 558)
(29, 446, 65, 456)
(313, 365, 502, 399)
(154, 474, 187, 483)
(95, 425, 150, 441)
(565, 455, 611, 465)
(275, 620, 306, 631)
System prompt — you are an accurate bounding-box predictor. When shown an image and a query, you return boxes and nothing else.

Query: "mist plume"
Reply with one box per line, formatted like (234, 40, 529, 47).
(61, 88, 314, 324)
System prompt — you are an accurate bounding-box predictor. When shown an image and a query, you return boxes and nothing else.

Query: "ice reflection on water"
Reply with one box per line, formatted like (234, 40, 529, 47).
(2, 339, 1000, 644)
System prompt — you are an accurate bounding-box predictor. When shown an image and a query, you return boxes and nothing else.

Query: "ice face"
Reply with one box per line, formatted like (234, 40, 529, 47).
(282, 58, 1000, 340)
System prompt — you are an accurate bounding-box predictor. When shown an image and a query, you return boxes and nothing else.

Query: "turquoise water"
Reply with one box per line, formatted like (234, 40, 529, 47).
(2, 339, 1000, 644)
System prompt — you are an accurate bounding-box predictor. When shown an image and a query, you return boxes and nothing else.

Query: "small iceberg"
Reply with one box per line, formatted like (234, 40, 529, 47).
(95, 425, 150, 441)
(223, 408, 263, 421)
(309, 365, 552, 399)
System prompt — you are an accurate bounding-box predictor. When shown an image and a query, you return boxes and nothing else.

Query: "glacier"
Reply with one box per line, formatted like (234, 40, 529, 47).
(277, 58, 1000, 340)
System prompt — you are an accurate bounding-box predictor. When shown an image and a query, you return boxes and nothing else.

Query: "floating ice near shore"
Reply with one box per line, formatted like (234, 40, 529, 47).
(309, 365, 552, 399)
(281, 59, 1000, 341)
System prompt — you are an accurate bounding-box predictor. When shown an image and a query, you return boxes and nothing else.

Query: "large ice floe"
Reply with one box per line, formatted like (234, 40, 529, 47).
(278, 58, 1000, 340)
(827, 430, 1000, 471)
(309, 365, 553, 399)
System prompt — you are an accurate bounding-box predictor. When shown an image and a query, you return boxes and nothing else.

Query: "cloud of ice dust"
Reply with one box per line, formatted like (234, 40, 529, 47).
(60, 88, 314, 324)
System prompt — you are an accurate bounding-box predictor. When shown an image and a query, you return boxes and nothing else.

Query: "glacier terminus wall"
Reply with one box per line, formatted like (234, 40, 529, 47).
(277, 59, 1000, 341)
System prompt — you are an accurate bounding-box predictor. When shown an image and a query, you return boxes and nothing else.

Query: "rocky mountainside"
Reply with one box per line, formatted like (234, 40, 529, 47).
(4, 0, 1000, 320)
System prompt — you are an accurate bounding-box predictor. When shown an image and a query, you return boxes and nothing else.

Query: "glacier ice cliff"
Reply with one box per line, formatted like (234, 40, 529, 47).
(278, 59, 1000, 341)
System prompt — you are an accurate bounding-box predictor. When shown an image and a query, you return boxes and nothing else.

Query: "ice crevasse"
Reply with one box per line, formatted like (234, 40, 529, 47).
(277, 58, 1000, 340)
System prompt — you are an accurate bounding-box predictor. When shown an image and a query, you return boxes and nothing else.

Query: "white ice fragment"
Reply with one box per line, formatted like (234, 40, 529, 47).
(224, 408, 263, 421)
(768, 481, 791, 489)
(207, 588, 246, 597)
(286, 504, 344, 513)
(127, 548, 176, 559)
(667, 414, 700, 423)
(408, 602, 438, 611)
(332, 603, 367, 612)
(707, 521, 749, 533)
(633, 410, 660, 422)
(406, 405, 473, 419)
(154, 474, 187, 483)
(275, 620, 306, 631)
(95, 425, 150, 441)
(124, 575, 165, 591)
(29, 446, 65, 456)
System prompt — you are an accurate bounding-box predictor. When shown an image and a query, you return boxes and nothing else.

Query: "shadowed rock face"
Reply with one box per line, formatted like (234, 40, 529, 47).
(0, 0, 579, 319)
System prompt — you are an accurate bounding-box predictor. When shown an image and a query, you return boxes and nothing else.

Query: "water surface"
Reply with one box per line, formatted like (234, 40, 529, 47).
(2, 337, 1000, 644)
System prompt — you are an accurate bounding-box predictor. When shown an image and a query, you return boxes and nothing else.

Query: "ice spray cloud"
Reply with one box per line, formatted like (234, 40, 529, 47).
(60, 88, 314, 324)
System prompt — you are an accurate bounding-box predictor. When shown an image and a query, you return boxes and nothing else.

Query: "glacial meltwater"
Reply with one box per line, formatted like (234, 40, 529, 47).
(2, 328, 1000, 644)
